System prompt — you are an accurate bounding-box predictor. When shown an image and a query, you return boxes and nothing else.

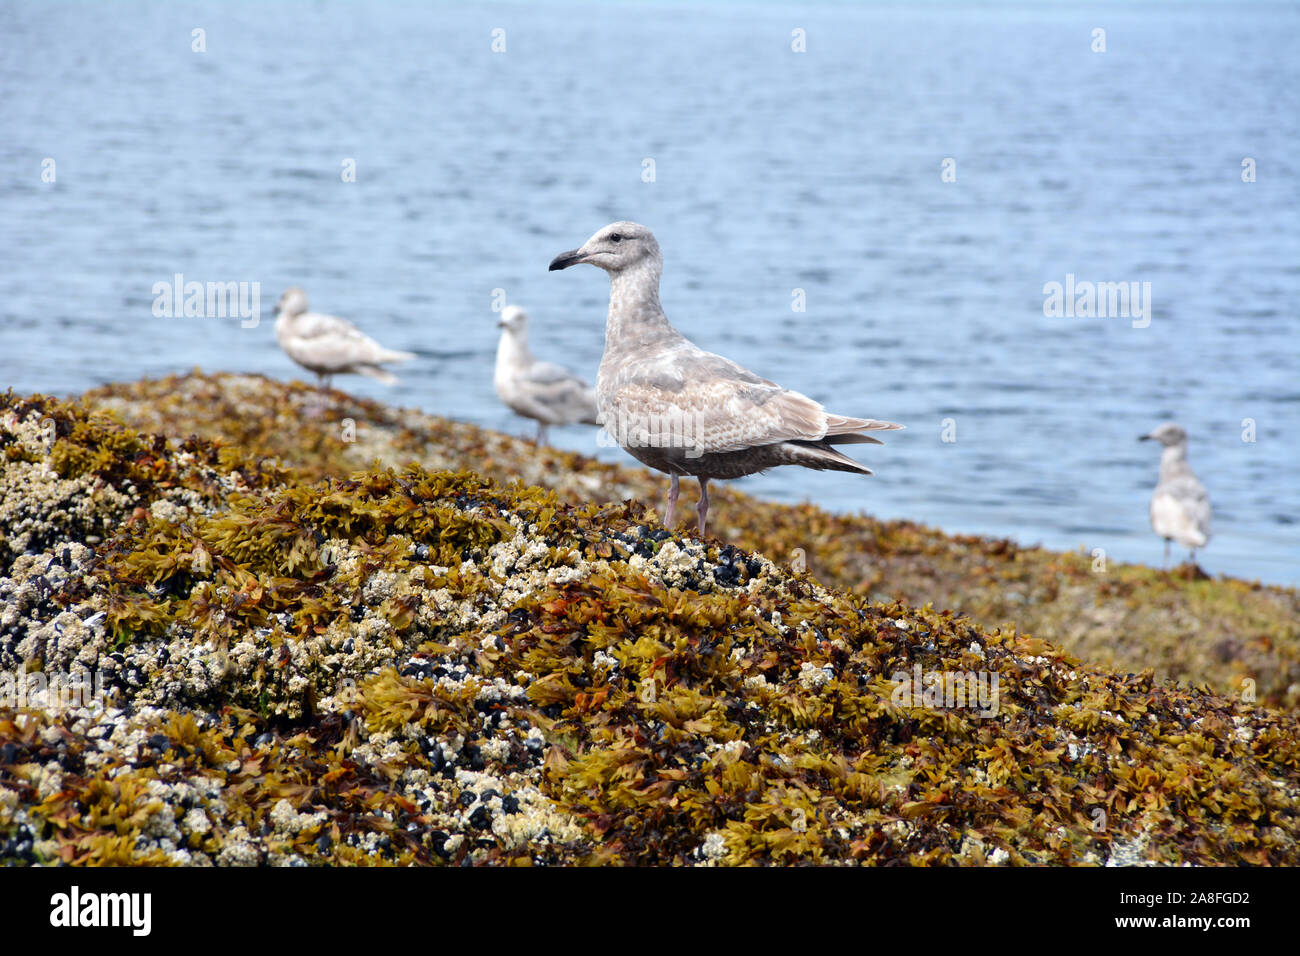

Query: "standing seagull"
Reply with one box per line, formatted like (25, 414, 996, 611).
(1140, 422, 1212, 567)
(273, 287, 415, 388)
(548, 221, 902, 534)
(494, 305, 601, 445)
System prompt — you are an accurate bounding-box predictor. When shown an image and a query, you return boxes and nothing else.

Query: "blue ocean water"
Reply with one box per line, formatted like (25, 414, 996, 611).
(1, 1, 1296, 584)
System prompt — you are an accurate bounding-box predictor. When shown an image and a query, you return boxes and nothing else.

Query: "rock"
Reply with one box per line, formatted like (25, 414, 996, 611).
(0, 379, 1297, 867)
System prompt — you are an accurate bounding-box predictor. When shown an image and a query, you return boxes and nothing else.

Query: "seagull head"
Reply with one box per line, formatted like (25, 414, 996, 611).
(498, 304, 528, 332)
(274, 287, 309, 318)
(548, 221, 660, 274)
(1139, 422, 1189, 446)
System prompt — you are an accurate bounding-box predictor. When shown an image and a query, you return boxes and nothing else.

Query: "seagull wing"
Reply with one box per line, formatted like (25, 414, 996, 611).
(526, 360, 586, 386)
(604, 341, 901, 454)
(515, 361, 600, 425)
(285, 312, 413, 369)
(1151, 475, 1211, 546)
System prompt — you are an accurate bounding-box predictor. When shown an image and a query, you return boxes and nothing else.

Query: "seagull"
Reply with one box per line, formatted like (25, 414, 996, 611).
(1140, 422, 1212, 567)
(494, 304, 600, 445)
(548, 221, 903, 534)
(273, 287, 415, 388)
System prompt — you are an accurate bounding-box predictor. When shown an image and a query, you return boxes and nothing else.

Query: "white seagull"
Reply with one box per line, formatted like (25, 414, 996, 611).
(273, 287, 415, 388)
(493, 305, 600, 445)
(1140, 422, 1212, 567)
(548, 221, 903, 534)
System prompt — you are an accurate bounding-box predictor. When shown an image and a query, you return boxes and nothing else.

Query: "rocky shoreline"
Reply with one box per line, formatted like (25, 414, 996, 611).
(1, 373, 1297, 865)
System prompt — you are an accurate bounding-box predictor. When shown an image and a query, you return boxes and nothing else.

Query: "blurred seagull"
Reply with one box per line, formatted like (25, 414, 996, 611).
(494, 305, 600, 445)
(1140, 422, 1212, 567)
(549, 221, 903, 534)
(273, 287, 415, 388)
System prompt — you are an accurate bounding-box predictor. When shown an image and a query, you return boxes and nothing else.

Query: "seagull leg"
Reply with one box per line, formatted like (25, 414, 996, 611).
(306, 375, 331, 418)
(664, 475, 679, 529)
(1163, 539, 1170, 570)
(536, 422, 548, 446)
(696, 477, 709, 535)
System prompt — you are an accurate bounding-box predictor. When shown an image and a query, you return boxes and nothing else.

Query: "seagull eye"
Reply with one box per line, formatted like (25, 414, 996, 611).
(609, 233, 623, 243)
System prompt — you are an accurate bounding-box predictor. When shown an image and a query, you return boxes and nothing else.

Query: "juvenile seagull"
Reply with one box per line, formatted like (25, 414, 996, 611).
(1140, 422, 1212, 567)
(549, 221, 903, 533)
(273, 287, 415, 388)
(494, 305, 600, 445)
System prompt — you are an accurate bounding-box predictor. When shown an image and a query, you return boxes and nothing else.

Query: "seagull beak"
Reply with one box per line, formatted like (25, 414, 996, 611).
(548, 248, 586, 271)
(1138, 434, 1153, 441)
(272, 303, 281, 316)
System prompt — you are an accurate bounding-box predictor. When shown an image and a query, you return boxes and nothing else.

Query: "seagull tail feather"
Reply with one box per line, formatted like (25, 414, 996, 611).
(355, 365, 399, 385)
(783, 440, 874, 475)
(824, 433, 884, 446)
(824, 414, 905, 436)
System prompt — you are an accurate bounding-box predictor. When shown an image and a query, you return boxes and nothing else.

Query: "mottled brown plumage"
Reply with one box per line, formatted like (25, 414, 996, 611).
(549, 221, 902, 533)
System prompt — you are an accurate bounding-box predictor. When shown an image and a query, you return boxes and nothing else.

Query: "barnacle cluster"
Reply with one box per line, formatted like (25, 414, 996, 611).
(1, 380, 1298, 866)
(84, 372, 1300, 710)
